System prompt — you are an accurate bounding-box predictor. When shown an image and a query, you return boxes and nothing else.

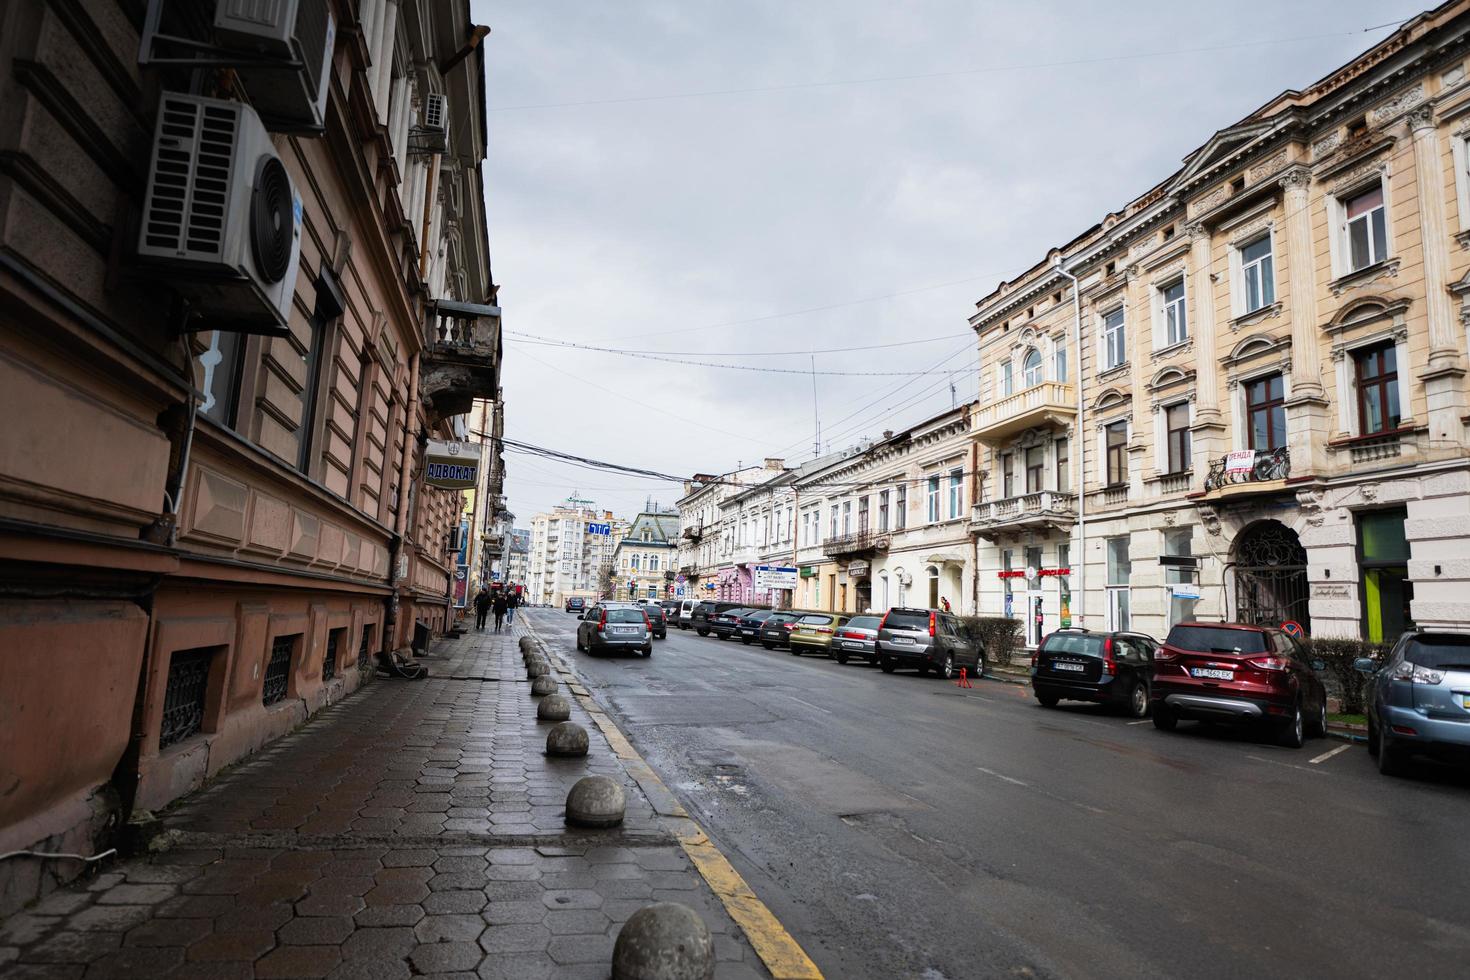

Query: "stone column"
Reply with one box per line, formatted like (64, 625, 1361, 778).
(1279, 166, 1330, 476)
(1409, 108, 1461, 364)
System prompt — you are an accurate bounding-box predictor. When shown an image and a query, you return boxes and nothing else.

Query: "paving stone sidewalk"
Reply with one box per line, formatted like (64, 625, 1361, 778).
(0, 623, 772, 980)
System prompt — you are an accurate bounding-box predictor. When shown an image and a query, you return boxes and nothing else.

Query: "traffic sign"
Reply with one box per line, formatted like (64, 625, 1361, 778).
(1281, 620, 1304, 638)
(588, 522, 611, 536)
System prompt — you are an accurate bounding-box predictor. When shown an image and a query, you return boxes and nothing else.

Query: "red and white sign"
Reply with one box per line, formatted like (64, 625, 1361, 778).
(1225, 450, 1257, 474)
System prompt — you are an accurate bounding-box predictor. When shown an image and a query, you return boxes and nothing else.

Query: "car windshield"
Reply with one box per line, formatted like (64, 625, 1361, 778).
(744, 610, 773, 621)
(605, 609, 645, 624)
(846, 616, 881, 630)
(1165, 625, 1267, 654)
(1042, 633, 1105, 657)
(883, 610, 930, 630)
(766, 614, 797, 625)
(645, 608, 664, 619)
(798, 615, 833, 626)
(1406, 635, 1470, 669)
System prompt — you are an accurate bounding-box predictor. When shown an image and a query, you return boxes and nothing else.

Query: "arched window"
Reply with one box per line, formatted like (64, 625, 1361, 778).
(1023, 349, 1043, 388)
(927, 565, 940, 608)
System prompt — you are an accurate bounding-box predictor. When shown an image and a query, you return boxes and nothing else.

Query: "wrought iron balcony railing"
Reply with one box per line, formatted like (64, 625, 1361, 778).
(420, 299, 502, 422)
(1203, 446, 1290, 492)
(823, 528, 889, 558)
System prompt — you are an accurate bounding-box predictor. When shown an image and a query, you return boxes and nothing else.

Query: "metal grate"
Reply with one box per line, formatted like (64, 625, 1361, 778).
(160, 647, 213, 749)
(263, 634, 295, 705)
(359, 624, 374, 674)
(324, 627, 344, 681)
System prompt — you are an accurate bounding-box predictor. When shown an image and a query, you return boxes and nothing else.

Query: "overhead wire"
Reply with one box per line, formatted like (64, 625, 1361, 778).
(503, 329, 973, 357)
(504, 339, 959, 376)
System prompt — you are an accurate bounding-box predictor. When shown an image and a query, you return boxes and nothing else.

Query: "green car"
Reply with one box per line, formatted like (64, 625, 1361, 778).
(788, 612, 850, 657)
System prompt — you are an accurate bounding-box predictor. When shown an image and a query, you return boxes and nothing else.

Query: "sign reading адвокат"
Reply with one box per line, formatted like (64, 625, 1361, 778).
(425, 439, 482, 489)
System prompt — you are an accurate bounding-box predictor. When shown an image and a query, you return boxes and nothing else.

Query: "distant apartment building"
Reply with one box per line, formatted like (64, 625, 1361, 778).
(504, 528, 532, 589)
(526, 499, 618, 605)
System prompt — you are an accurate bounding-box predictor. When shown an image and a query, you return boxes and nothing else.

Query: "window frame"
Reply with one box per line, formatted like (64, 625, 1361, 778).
(1054, 438, 1070, 494)
(1022, 348, 1043, 388)
(1159, 277, 1188, 349)
(1238, 233, 1276, 315)
(1353, 341, 1401, 436)
(1101, 306, 1127, 372)
(1342, 183, 1389, 273)
(1024, 446, 1045, 494)
(1164, 401, 1192, 474)
(948, 467, 963, 519)
(894, 485, 907, 530)
(926, 475, 941, 523)
(1104, 420, 1128, 487)
(1001, 452, 1015, 499)
(1245, 372, 1287, 451)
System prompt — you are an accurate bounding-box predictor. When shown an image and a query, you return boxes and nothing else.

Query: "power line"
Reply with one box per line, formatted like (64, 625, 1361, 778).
(504, 329, 973, 357)
(504, 339, 962, 376)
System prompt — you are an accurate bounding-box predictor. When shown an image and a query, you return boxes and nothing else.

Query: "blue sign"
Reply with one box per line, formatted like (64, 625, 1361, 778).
(588, 522, 611, 536)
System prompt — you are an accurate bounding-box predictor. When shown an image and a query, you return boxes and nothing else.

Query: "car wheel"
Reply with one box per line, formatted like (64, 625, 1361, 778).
(642, 644, 653, 657)
(789, 647, 800, 656)
(1036, 692, 1060, 708)
(1126, 679, 1149, 719)
(834, 651, 849, 665)
(1376, 723, 1409, 776)
(938, 654, 955, 680)
(1366, 715, 1380, 757)
(741, 637, 751, 645)
(1307, 696, 1327, 738)
(1278, 702, 1306, 749)
(880, 657, 895, 674)
(697, 629, 709, 636)
(974, 651, 987, 679)
(1152, 703, 1177, 731)
(762, 642, 774, 650)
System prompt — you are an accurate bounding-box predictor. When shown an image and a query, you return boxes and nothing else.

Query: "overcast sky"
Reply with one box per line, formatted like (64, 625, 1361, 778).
(472, 0, 1401, 526)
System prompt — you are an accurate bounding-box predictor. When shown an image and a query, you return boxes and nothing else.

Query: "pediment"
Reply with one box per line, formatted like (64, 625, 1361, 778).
(1169, 120, 1276, 192)
(1091, 387, 1130, 412)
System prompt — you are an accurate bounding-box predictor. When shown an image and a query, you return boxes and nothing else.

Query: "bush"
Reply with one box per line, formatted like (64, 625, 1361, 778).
(1304, 637, 1388, 714)
(958, 616, 1024, 666)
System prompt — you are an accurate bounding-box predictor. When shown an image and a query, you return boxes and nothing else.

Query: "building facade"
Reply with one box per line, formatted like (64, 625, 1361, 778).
(0, 0, 500, 912)
(968, 2, 1470, 645)
(504, 527, 531, 590)
(526, 499, 617, 605)
(675, 462, 783, 598)
(613, 510, 680, 601)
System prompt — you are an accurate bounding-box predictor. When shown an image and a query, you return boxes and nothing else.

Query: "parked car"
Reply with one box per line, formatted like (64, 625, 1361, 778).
(1359, 630, 1470, 776)
(575, 604, 652, 657)
(677, 599, 699, 630)
(736, 609, 778, 644)
(758, 611, 803, 649)
(712, 607, 763, 641)
(691, 601, 746, 636)
(786, 612, 848, 657)
(1031, 628, 1158, 718)
(565, 597, 586, 614)
(876, 607, 985, 679)
(643, 604, 668, 640)
(1150, 622, 1328, 748)
(832, 615, 883, 665)
(660, 599, 681, 622)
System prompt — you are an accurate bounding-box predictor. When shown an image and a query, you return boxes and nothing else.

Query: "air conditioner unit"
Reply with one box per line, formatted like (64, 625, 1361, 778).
(214, 0, 334, 132)
(415, 92, 449, 153)
(137, 93, 302, 337)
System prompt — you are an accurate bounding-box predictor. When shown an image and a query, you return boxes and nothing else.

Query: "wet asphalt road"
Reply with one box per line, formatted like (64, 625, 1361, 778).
(525, 609, 1470, 980)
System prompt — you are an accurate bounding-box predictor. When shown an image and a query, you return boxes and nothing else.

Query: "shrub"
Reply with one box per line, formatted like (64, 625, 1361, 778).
(1304, 637, 1389, 714)
(959, 616, 1024, 666)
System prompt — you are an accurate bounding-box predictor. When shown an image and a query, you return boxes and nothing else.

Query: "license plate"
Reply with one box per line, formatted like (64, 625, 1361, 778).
(741, 629, 755, 635)
(842, 641, 864, 650)
(1052, 662, 1085, 672)
(613, 627, 637, 635)
(891, 637, 915, 644)
(1190, 668, 1234, 680)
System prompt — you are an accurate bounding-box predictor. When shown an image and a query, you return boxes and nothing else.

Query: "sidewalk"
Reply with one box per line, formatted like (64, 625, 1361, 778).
(0, 623, 773, 980)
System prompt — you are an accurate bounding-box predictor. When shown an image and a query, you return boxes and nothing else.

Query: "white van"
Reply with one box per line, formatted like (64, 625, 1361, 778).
(677, 599, 698, 629)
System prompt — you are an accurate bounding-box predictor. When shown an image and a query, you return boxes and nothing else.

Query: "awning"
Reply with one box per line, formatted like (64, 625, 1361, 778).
(925, 553, 967, 566)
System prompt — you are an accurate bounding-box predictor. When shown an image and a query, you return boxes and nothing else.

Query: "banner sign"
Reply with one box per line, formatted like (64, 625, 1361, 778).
(425, 439, 482, 489)
(1224, 449, 1257, 474)
(754, 565, 799, 591)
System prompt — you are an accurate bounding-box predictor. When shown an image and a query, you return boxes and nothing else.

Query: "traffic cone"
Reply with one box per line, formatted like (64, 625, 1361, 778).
(956, 667, 972, 689)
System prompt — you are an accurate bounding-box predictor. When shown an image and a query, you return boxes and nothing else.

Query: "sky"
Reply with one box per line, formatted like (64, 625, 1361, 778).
(472, 0, 1405, 526)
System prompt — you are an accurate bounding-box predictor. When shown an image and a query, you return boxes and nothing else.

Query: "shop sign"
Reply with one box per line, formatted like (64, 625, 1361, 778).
(1172, 583, 1201, 600)
(425, 439, 481, 489)
(997, 570, 1027, 579)
(847, 560, 870, 577)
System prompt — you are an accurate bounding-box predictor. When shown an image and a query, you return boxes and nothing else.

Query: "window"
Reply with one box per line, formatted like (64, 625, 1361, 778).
(1102, 308, 1126, 370)
(1055, 343, 1068, 383)
(858, 495, 869, 533)
(1001, 453, 1015, 498)
(650, 556, 660, 572)
(830, 506, 838, 540)
(1344, 185, 1388, 272)
(894, 485, 907, 530)
(927, 566, 940, 608)
(1164, 528, 1196, 628)
(297, 311, 328, 473)
(1106, 537, 1131, 631)
(841, 500, 852, 535)
(1025, 446, 1044, 494)
(1161, 280, 1187, 346)
(1105, 421, 1128, 486)
(1246, 373, 1286, 450)
(196, 330, 244, 427)
(1055, 438, 1070, 494)
(630, 555, 640, 570)
(1358, 508, 1412, 642)
(1002, 549, 1014, 601)
(1240, 236, 1274, 313)
(948, 467, 963, 518)
(1165, 403, 1192, 473)
(1354, 343, 1401, 435)
(1001, 360, 1014, 397)
(1022, 349, 1043, 388)
(926, 475, 941, 522)
(878, 491, 889, 532)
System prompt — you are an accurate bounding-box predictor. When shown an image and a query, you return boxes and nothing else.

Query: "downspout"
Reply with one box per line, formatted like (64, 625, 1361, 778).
(1053, 255, 1086, 626)
(386, 352, 420, 652)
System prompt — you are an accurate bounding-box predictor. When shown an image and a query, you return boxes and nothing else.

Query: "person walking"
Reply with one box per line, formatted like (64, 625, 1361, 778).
(505, 587, 520, 626)
(473, 587, 491, 630)
(492, 591, 508, 633)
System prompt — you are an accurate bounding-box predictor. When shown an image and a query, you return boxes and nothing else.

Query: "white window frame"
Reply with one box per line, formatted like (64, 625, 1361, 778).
(1100, 306, 1127, 371)
(1328, 173, 1393, 278)
(1232, 232, 1276, 316)
(1155, 277, 1188, 349)
(926, 475, 941, 523)
(948, 467, 963, 519)
(1054, 339, 1068, 384)
(1022, 348, 1044, 388)
(1000, 359, 1015, 397)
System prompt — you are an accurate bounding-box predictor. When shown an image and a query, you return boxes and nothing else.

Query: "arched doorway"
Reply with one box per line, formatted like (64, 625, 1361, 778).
(1231, 520, 1310, 632)
(854, 577, 872, 613)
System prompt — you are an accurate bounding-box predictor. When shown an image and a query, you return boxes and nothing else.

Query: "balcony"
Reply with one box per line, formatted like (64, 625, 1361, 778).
(682, 524, 704, 542)
(971, 491, 1076, 542)
(823, 529, 890, 559)
(419, 299, 503, 422)
(1202, 446, 1291, 494)
(973, 381, 1076, 445)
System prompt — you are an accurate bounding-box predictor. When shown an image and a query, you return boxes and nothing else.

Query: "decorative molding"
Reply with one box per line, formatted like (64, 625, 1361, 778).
(1312, 131, 1342, 159)
(1230, 301, 1283, 332)
(1328, 157, 1389, 196)
(1369, 84, 1425, 126)
(1446, 63, 1467, 88)
(1224, 332, 1291, 369)
(1278, 166, 1313, 192)
(1227, 212, 1276, 248)
(1188, 184, 1231, 218)
(1323, 296, 1411, 337)
(1148, 365, 1195, 390)
(1407, 105, 1435, 132)
(1329, 258, 1402, 297)
(1296, 487, 1326, 528)
(1248, 150, 1289, 183)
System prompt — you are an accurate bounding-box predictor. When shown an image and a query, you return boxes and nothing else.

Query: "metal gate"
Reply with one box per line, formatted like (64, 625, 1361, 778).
(1230, 520, 1311, 633)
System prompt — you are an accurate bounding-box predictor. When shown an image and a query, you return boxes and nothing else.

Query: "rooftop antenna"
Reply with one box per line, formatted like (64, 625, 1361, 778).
(810, 354, 821, 459)
(949, 370, 958, 408)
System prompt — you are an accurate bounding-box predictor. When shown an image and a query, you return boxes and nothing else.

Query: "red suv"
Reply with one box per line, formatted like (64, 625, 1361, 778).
(1150, 622, 1328, 748)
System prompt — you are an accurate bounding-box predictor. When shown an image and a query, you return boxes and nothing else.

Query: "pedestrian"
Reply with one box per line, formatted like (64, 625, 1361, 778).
(505, 587, 520, 626)
(940, 596, 952, 613)
(473, 587, 491, 630)
(492, 591, 508, 633)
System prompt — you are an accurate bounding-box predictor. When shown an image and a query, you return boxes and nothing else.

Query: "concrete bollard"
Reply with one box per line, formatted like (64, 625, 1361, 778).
(611, 902, 715, 980)
(527, 660, 550, 679)
(546, 721, 589, 757)
(566, 775, 625, 828)
(530, 674, 558, 696)
(537, 693, 571, 722)
(519, 635, 535, 654)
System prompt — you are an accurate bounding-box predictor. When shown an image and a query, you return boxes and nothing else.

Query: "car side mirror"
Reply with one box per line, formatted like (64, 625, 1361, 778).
(1352, 657, 1377, 675)
(1309, 658, 1326, 672)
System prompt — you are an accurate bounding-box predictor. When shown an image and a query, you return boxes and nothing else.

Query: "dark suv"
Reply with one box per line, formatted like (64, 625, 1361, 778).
(1032, 629, 1158, 718)
(876, 607, 985, 679)
(1150, 622, 1328, 748)
(691, 601, 745, 636)
(758, 611, 802, 649)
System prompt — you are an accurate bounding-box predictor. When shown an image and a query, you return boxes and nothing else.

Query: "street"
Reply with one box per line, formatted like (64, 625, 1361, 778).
(527, 609, 1470, 980)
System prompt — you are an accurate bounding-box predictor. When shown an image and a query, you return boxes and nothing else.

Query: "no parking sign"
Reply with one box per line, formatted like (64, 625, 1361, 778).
(1281, 620, 1304, 639)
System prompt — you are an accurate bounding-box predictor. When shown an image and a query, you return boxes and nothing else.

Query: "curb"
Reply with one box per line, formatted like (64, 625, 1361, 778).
(523, 618, 824, 980)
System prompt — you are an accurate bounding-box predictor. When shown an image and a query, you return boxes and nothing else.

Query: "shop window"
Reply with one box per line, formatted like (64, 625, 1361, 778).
(1107, 536, 1132, 631)
(1358, 508, 1413, 643)
(159, 647, 215, 749)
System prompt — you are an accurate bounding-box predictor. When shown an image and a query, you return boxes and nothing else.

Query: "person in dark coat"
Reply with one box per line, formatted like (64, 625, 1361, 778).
(505, 587, 520, 626)
(492, 591, 508, 633)
(474, 587, 491, 630)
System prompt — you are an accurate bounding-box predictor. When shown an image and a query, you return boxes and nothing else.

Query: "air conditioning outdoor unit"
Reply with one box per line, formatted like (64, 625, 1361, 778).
(137, 93, 302, 336)
(416, 92, 449, 153)
(214, 0, 334, 132)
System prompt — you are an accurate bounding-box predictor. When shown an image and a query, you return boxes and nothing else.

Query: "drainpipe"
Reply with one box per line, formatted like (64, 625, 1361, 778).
(1053, 255, 1086, 626)
(386, 352, 421, 650)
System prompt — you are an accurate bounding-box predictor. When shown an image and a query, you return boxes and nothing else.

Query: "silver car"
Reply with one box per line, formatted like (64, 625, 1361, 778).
(575, 604, 653, 657)
(1358, 630, 1470, 776)
(832, 615, 882, 666)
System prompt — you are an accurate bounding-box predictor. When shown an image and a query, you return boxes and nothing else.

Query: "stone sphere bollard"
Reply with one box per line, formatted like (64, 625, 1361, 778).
(537, 693, 571, 722)
(566, 775, 625, 828)
(611, 902, 715, 980)
(546, 721, 589, 757)
(526, 660, 550, 679)
(530, 674, 558, 697)
(519, 635, 535, 654)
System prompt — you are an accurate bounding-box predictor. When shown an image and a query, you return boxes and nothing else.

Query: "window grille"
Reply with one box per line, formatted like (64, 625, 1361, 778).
(160, 647, 212, 749)
(324, 627, 344, 681)
(263, 634, 295, 705)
